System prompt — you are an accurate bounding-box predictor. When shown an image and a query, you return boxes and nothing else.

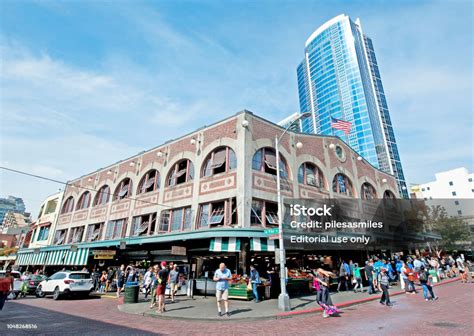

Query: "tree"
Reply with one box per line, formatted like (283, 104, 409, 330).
(427, 205, 472, 251)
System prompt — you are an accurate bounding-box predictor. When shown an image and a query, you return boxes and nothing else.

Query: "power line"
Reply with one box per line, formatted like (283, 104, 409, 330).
(0, 166, 174, 209)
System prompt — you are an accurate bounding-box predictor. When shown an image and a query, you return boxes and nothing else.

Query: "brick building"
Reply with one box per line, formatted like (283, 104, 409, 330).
(15, 111, 399, 276)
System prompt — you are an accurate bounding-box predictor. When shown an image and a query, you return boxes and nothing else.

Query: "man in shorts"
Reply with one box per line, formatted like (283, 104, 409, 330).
(168, 264, 179, 303)
(213, 263, 232, 317)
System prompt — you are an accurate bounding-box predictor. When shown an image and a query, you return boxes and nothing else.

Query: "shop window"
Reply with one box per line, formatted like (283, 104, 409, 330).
(167, 159, 194, 187)
(298, 162, 325, 188)
(37, 225, 50, 241)
(53, 229, 68, 245)
(252, 147, 289, 179)
(137, 169, 160, 195)
(198, 198, 237, 228)
(68, 226, 85, 244)
(104, 218, 127, 240)
(60, 196, 75, 214)
(383, 190, 397, 209)
(383, 190, 396, 199)
(113, 178, 132, 201)
(86, 223, 103, 242)
(76, 192, 91, 210)
(132, 213, 157, 236)
(250, 199, 279, 227)
(202, 147, 237, 177)
(361, 182, 377, 200)
(332, 173, 354, 197)
(94, 185, 110, 206)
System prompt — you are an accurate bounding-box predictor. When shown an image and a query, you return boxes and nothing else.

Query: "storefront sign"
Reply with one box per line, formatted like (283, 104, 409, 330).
(171, 246, 186, 256)
(94, 254, 115, 260)
(268, 234, 279, 240)
(92, 250, 116, 256)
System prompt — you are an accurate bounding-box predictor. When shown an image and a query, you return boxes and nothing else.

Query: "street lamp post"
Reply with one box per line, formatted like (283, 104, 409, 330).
(275, 112, 310, 311)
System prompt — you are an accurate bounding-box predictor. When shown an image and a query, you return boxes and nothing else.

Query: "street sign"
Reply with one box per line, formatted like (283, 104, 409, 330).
(268, 234, 280, 240)
(264, 228, 279, 235)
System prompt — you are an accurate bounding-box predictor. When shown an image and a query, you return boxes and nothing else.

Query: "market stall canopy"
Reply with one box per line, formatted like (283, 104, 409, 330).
(209, 237, 241, 252)
(46, 248, 89, 266)
(250, 237, 276, 252)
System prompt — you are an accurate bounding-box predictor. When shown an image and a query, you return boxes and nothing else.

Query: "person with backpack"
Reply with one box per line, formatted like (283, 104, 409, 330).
(156, 261, 169, 313)
(377, 267, 393, 306)
(418, 265, 438, 301)
(116, 264, 125, 298)
(404, 263, 417, 294)
(337, 260, 349, 292)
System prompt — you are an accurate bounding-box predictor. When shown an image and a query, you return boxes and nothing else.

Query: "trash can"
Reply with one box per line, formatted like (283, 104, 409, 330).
(124, 282, 139, 304)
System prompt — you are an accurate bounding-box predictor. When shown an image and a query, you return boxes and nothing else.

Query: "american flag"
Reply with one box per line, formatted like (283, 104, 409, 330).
(331, 116, 352, 135)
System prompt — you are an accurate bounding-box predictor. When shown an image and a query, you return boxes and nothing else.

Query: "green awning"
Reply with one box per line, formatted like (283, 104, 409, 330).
(250, 237, 277, 251)
(209, 238, 241, 252)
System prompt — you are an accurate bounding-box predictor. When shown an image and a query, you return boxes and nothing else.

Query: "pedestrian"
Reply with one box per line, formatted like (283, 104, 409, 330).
(249, 265, 261, 302)
(213, 262, 232, 317)
(168, 264, 179, 303)
(156, 261, 169, 313)
(404, 263, 417, 294)
(377, 267, 393, 306)
(92, 268, 101, 291)
(352, 263, 363, 293)
(418, 266, 438, 301)
(99, 271, 107, 294)
(314, 268, 340, 318)
(337, 260, 349, 292)
(149, 264, 159, 308)
(116, 265, 125, 298)
(0, 270, 14, 311)
(364, 259, 375, 294)
(105, 267, 114, 293)
(143, 267, 153, 299)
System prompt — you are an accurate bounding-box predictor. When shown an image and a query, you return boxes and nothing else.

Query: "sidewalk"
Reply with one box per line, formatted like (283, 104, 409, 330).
(117, 277, 459, 321)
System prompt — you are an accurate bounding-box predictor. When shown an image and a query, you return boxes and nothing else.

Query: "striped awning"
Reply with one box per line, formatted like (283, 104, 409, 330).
(46, 248, 89, 266)
(30, 251, 48, 265)
(250, 237, 276, 252)
(46, 250, 68, 266)
(15, 252, 33, 266)
(209, 238, 241, 252)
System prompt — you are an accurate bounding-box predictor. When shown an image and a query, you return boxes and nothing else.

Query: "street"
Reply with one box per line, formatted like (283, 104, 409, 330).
(0, 281, 472, 336)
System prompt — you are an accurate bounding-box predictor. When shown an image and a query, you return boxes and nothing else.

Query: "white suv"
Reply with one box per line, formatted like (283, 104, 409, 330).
(36, 271, 94, 300)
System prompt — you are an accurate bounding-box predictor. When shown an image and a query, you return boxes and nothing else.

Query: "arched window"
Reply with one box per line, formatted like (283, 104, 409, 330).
(361, 183, 377, 200)
(252, 147, 289, 179)
(166, 159, 194, 187)
(298, 162, 325, 188)
(113, 178, 132, 201)
(76, 192, 91, 210)
(383, 190, 396, 199)
(94, 185, 110, 206)
(332, 174, 354, 197)
(137, 169, 160, 194)
(61, 196, 75, 214)
(202, 147, 237, 177)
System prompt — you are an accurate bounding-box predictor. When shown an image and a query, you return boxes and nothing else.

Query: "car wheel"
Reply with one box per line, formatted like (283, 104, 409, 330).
(53, 287, 61, 300)
(36, 286, 46, 298)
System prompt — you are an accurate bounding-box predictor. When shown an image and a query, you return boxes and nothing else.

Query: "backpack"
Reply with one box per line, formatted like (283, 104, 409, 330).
(419, 271, 428, 282)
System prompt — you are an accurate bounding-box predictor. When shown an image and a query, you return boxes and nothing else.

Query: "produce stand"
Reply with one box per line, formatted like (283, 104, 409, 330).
(228, 283, 253, 300)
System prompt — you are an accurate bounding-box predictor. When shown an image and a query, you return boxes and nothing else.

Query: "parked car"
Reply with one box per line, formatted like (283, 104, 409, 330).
(0, 270, 22, 299)
(36, 271, 94, 300)
(21, 274, 47, 296)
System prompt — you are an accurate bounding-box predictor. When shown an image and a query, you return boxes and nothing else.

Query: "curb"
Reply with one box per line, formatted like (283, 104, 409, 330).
(117, 277, 460, 321)
(277, 277, 460, 317)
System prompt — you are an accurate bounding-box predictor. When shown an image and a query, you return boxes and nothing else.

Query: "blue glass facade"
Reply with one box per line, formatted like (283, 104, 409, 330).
(297, 15, 408, 198)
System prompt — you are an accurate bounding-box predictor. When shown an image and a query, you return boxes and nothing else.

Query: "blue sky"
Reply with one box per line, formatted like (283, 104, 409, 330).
(1, 0, 472, 213)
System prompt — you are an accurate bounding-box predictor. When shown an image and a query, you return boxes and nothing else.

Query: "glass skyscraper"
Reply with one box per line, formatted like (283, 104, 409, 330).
(296, 14, 408, 198)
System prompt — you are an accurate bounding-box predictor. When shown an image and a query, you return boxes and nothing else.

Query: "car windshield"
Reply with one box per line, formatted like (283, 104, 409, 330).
(69, 273, 90, 280)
